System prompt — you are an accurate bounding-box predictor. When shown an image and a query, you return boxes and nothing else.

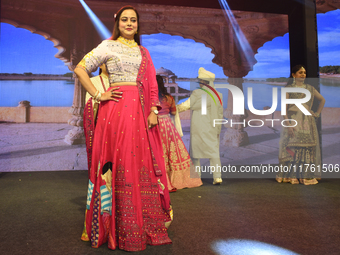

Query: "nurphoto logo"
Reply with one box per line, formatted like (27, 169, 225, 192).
(201, 84, 311, 127)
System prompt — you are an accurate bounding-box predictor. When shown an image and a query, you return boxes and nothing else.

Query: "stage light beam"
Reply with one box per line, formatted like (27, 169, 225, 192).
(79, 0, 111, 40)
(218, 0, 256, 67)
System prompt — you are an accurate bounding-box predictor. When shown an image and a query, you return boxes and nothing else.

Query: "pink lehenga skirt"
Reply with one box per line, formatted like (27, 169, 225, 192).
(83, 86, 171, 251)
(158, 114, 202, 190)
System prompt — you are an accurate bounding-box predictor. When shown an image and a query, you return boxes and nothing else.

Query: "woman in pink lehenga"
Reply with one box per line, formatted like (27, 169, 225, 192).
(75, 6, 172, 251)
(156, 75, 202, 192)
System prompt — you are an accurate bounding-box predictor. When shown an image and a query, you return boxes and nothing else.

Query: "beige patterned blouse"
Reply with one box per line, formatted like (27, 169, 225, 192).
(77, 37, 142, 84)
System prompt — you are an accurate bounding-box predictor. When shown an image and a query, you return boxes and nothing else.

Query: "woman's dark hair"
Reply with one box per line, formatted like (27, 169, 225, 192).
(109, 6, 141, 45)
(286, 64, 306, 86)
(156, 75, 170, 99)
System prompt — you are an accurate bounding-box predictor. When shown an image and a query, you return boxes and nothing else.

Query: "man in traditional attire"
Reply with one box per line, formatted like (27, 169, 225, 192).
(177, 67, 223, 184)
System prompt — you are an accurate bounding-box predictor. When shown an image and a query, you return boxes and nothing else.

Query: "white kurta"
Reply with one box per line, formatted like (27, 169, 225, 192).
(85, 73, 110, 106)
(178, 86, 223, 158)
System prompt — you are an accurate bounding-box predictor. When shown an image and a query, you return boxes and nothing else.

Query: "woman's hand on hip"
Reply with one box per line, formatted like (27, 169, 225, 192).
(100, 87, 122, 102)
(288, 126, 296, 138)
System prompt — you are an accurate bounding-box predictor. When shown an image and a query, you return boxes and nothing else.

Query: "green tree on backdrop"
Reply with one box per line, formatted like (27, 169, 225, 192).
(320, 65, 340, 74)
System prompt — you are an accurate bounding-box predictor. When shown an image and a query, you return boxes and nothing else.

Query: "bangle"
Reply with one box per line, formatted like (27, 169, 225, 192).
(314, 112, 320, 118)
(93, 90, 99, 100)
(92, 90, 101, 103)
(95, 92, 102, 103)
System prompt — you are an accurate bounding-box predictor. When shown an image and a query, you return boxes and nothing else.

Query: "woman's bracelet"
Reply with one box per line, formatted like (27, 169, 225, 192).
(95, 92, 102, 103)
(314, 112, 320, 118)
(93, 90, 99, 99)
(92, 90, 101, 103)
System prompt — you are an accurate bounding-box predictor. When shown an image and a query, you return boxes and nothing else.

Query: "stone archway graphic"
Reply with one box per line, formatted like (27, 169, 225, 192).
(1, 19, 68, 64)
(1, 0, 340, 146)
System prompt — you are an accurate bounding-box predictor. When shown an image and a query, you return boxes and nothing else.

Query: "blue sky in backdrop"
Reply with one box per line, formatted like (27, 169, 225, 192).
(0, 9, 339, 78)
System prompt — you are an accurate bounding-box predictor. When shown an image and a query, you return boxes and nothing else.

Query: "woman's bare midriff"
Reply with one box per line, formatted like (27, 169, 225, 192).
(110, 82, 137, 87)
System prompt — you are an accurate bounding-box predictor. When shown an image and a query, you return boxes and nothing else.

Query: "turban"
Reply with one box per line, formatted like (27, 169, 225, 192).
(198, 67, 215, 87)
(198, 67, 215, 81)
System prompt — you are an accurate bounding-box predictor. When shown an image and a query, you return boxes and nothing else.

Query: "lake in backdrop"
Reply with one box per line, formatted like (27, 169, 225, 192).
(0, 79, 339, 109)
(0, 80, 75, 107)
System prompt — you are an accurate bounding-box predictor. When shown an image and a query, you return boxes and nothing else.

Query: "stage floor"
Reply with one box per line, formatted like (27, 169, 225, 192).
(0, 171, 339, 255)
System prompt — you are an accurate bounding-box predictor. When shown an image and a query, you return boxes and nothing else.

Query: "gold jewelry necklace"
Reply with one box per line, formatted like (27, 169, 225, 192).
(117, 36, 137, 48)
(295, 82, 305, 88)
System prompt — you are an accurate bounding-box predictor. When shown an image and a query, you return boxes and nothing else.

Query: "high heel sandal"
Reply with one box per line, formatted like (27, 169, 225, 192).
(300, 178, 318, 185)
(276, 177, 283, 183)
(289, 178, 299, 184)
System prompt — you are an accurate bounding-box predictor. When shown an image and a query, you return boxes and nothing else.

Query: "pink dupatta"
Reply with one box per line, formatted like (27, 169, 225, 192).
(136, 46, 171, 214)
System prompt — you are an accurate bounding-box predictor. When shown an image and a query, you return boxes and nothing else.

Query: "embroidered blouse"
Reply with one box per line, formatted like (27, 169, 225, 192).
(77, 37, 142, 84)
(159, 95, 176, 115)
